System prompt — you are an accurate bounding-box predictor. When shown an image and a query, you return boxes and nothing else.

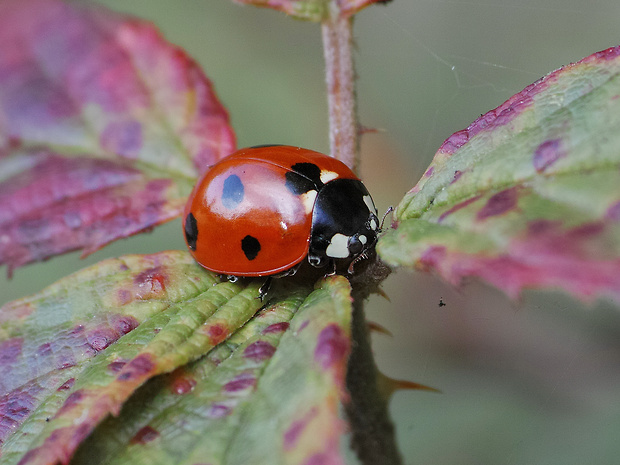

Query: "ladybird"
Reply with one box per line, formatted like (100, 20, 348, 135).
(183, 145, 380, 277)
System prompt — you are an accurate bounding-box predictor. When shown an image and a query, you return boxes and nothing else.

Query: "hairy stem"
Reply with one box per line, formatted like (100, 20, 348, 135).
(321, 13, 358, 173)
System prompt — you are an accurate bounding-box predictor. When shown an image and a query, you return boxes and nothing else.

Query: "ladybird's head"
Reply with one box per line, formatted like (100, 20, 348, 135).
(307, 178, 380, 273)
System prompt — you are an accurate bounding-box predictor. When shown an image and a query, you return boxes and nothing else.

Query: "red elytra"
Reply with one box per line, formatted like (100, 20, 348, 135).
(183, 145, 379, 277)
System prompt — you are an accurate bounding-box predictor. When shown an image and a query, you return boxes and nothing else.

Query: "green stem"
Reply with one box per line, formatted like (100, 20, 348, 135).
(321, 12, 359, 173)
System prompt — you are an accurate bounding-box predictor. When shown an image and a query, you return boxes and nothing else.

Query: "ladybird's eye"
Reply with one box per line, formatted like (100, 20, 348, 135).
(348, 235, 364, 255)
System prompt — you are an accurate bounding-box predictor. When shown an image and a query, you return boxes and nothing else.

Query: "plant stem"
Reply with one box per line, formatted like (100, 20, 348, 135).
(345, 288, 401, 465)
(321, 12, 359, 173)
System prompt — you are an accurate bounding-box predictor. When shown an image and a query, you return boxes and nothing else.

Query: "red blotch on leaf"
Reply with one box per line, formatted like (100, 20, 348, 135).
(117, 353, 155, 381)
(527, 219, 561, 235)
(0, 338, 23, 367)
(83, 315, 138, 353)
(451, 170, 463, 184)
(262, 322, 290, 334)
(243, 341, 276, 362)
(223, 373, 256, 393)
(133, 266, 167, 299)
(314, 325, 349, 370)
(0, 385, 41, 444)
(419, 246, 447, 272)
(86, 327, 118, 352)
(606, 201, 620, 221)
(55, 390, 86, 417)
(36, 342, 52, 358)
(477, 188, 519, 220)
(113, 315, 140, 335)
(57, 378, 75, 392)
(533, 139, 564, 173)
(169, 372, 197, 395)
(207, 403, 231, 419)
(438, 195, 481, 223)
(304, 452, 340, 465)
(130, 425, 160, 445)
(117, 289, 133, 305)
(206, 324, 227, 345)
(283, 408, 318, 451)
(107, 360, 127, 373)
(569, 221, 605, 239)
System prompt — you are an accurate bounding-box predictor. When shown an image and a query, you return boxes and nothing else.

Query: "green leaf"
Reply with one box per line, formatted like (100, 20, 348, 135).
(71, 276, 353, 465)
(378, 46, 620, 301)
(0, 253, 356, 465)
(0, 251, 263, 464)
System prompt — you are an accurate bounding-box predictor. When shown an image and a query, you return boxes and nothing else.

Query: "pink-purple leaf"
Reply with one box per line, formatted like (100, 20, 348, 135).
(377, 46, 620, 302)
(0, 0, 235, 273)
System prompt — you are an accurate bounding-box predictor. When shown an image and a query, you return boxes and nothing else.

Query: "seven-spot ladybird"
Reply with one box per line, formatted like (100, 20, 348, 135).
(183, 145, 380, 278)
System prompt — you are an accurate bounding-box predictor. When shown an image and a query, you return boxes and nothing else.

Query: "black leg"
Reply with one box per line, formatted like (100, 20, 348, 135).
(258, 276, 273, 301)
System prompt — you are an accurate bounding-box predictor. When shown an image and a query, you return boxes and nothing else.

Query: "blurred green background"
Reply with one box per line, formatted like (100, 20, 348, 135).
(3, 1, 620, 463)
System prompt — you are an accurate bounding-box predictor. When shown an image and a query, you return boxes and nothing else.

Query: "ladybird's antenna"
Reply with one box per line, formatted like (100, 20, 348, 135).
(380, 206, 394, 231)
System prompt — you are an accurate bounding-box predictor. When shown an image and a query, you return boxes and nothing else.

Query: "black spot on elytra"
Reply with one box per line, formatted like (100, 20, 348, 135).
(184, 213, 198, 251)
(249, 144, 283, 149)
(285, 163, 323, 195)
(221, 174, 244, 209)
(241, 235, 261, 261)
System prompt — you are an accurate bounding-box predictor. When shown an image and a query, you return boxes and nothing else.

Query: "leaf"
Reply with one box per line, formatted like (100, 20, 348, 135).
(0, 251, 267, 465)
(70, 276, 353, 465)
(0, 0, 235, 272)
(231, 0, 391, 21)
(378, 46, 620, 302)
(0, 253, 355, 465)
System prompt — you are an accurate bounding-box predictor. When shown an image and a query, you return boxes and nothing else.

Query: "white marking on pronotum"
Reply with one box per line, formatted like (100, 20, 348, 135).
(320, 170, 339, 184)
(300, 189, 318, 215)
(363, 194, 376, 214)
(359, 235, 367, 245)
(326, 233, 350, 258)
(369, 218, 379, 231)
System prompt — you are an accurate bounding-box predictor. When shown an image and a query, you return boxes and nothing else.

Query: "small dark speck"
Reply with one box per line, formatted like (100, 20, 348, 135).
(438, 298, 446, 307)
(46, 417, 50, 422)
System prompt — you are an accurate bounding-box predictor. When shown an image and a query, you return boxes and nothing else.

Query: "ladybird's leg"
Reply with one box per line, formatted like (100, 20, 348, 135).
(225, 274, 239, 283)
(325, 259, 337, 277)
(307, 251, 328, 268)
(347, 252, 367, 274)
(279, 263, 301, 277)
(258, 277, 273, 301)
